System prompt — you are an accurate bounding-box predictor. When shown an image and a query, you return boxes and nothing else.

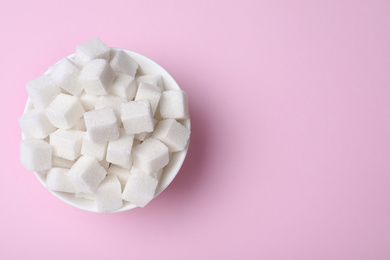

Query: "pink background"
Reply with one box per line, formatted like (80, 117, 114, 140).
(1, 0, 390, 259)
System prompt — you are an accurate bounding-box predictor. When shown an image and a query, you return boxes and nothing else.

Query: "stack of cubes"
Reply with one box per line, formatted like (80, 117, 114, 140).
(19, 38, 190, 212)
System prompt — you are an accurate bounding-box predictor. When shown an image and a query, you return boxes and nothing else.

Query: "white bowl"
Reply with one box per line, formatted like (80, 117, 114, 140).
(23, 49, 190, 213)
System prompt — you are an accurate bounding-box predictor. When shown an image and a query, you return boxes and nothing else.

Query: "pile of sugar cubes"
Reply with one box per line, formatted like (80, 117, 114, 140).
(19, 38, 190, 212)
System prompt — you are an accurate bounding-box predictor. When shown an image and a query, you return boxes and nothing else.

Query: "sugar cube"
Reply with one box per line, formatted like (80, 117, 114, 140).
(49, 57, 83, 96)
(75, 192, 95, 200)
(20, 139, 52, 172)
(121, 100, 154, 135)
(132, 138, 169, 174)
(68, 156, 107, 193)
(107, 165, 131, 190)
(137, 74, 164, 91)
(152, 119, 190, 152)
(106, 129, 134, 166)
(52, 156, 75, 169)
(95, 174, 123, 212)
(78, 91, 99, 111)
(99, 159, 110, 170)
(19, 109, 56, 139)
(50, 129, 85, 161)
(79, 59, 115, 96)
(110, 49, 138, 76)
(46, 168, 75, 193)
(95, 95, 126, 123)
(122, 167, 158, 207)
(75, 38, 111, 65)
(26, 75, 61, 109)
(135, 82, 161, 115)
(81, 133, 107, 161)
(71, 117, 86, 131)
(84, 107, 119, 143)
(109, 74, 137, 100)
(159, 90, 189, 119)
(45, 93, 85, 129)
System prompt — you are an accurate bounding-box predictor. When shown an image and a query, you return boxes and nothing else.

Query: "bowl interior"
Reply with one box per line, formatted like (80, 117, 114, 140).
(23, 49, 190, 212)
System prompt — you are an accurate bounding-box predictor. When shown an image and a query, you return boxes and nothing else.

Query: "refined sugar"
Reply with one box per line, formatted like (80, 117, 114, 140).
(107, 165, 131, 190)
(132, 138, 169, 174)
(95, 174, 123, 212)
(84, 107, 119, 143)
(121, 100, 154, 135)
(71, 117, 86, 131)
(20, 139, 52, 172)
(135, 119, 157, 141)
(75, 38, 110, 65)
(152, 119, 190, 152)
(151, 168, 163, 180)
(137, 74, 164, 91)
(110, 49, 138, 76)
(19, 109, 56, 139)
(68, 156, 107, 193)
(50, 129, 85, 161)
(99, 159, 110, 170)
(49, 57, 83, 96)
(106, 129, 134, 166)
(135, 82, 161, 115)
(75, 192, 95, 200)
(52, 156, 75, 169)
(45, 93, 84, 129)
(46, 168, 75, 193)
(78, 91, 99, 111)
(26, 75, 61, 109)
(109, 74, 137, 100)
(122, 167, 158, 207)
(159, 90, 189, 119)
(95, 95, 126, 123)
(81, 133, 107, 161)
(79, 59, 115, 96)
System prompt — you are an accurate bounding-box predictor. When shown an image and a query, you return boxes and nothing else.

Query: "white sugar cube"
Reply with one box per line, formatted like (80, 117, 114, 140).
(95, 174, 123, 212)
(49, 57, 83, 96)
(109, 74, 137, 100)
(135, 119, 157, 141)
(19, 109, 56, 139)
(75, 38, 110, 65)
(26, 75, 61, 108)
(132, 138, 169, 174)
(159, 90, 189, 119)
(151, 168, 163, 181)
(152, 119, 190, 152)
(135, 82, 161, 115)
(68, 156, 107, 193)
(137, 74, 164, 91)
(122, 167, 158, 207)
(20, 139, 52, 172)
(45, 93, 85, 129)
(110, 49, 138, 76)
(50, 129, 85, 161)
(78, 91, 99, 111)
(107, 165, 131, 190)
(106, 130, 134, 166)
(75, 192, 95, 200)
(95, 95, 126, 123)
(46, 168, 75, 193)
(71, 117, 86, 131)
(52, 156, 75, 169)
(99, 159, 110, 170)
(84, 107, 119, 143)
(81, 133, 107, 161)
(79, 59, 115, 96)
(121, 100, 154, 135)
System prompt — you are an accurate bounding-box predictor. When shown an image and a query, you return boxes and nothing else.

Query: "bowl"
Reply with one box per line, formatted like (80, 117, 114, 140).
(23, 48, 190, 212)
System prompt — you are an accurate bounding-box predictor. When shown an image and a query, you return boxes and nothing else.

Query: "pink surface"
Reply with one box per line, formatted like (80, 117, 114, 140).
(1, 0, 390, 259)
